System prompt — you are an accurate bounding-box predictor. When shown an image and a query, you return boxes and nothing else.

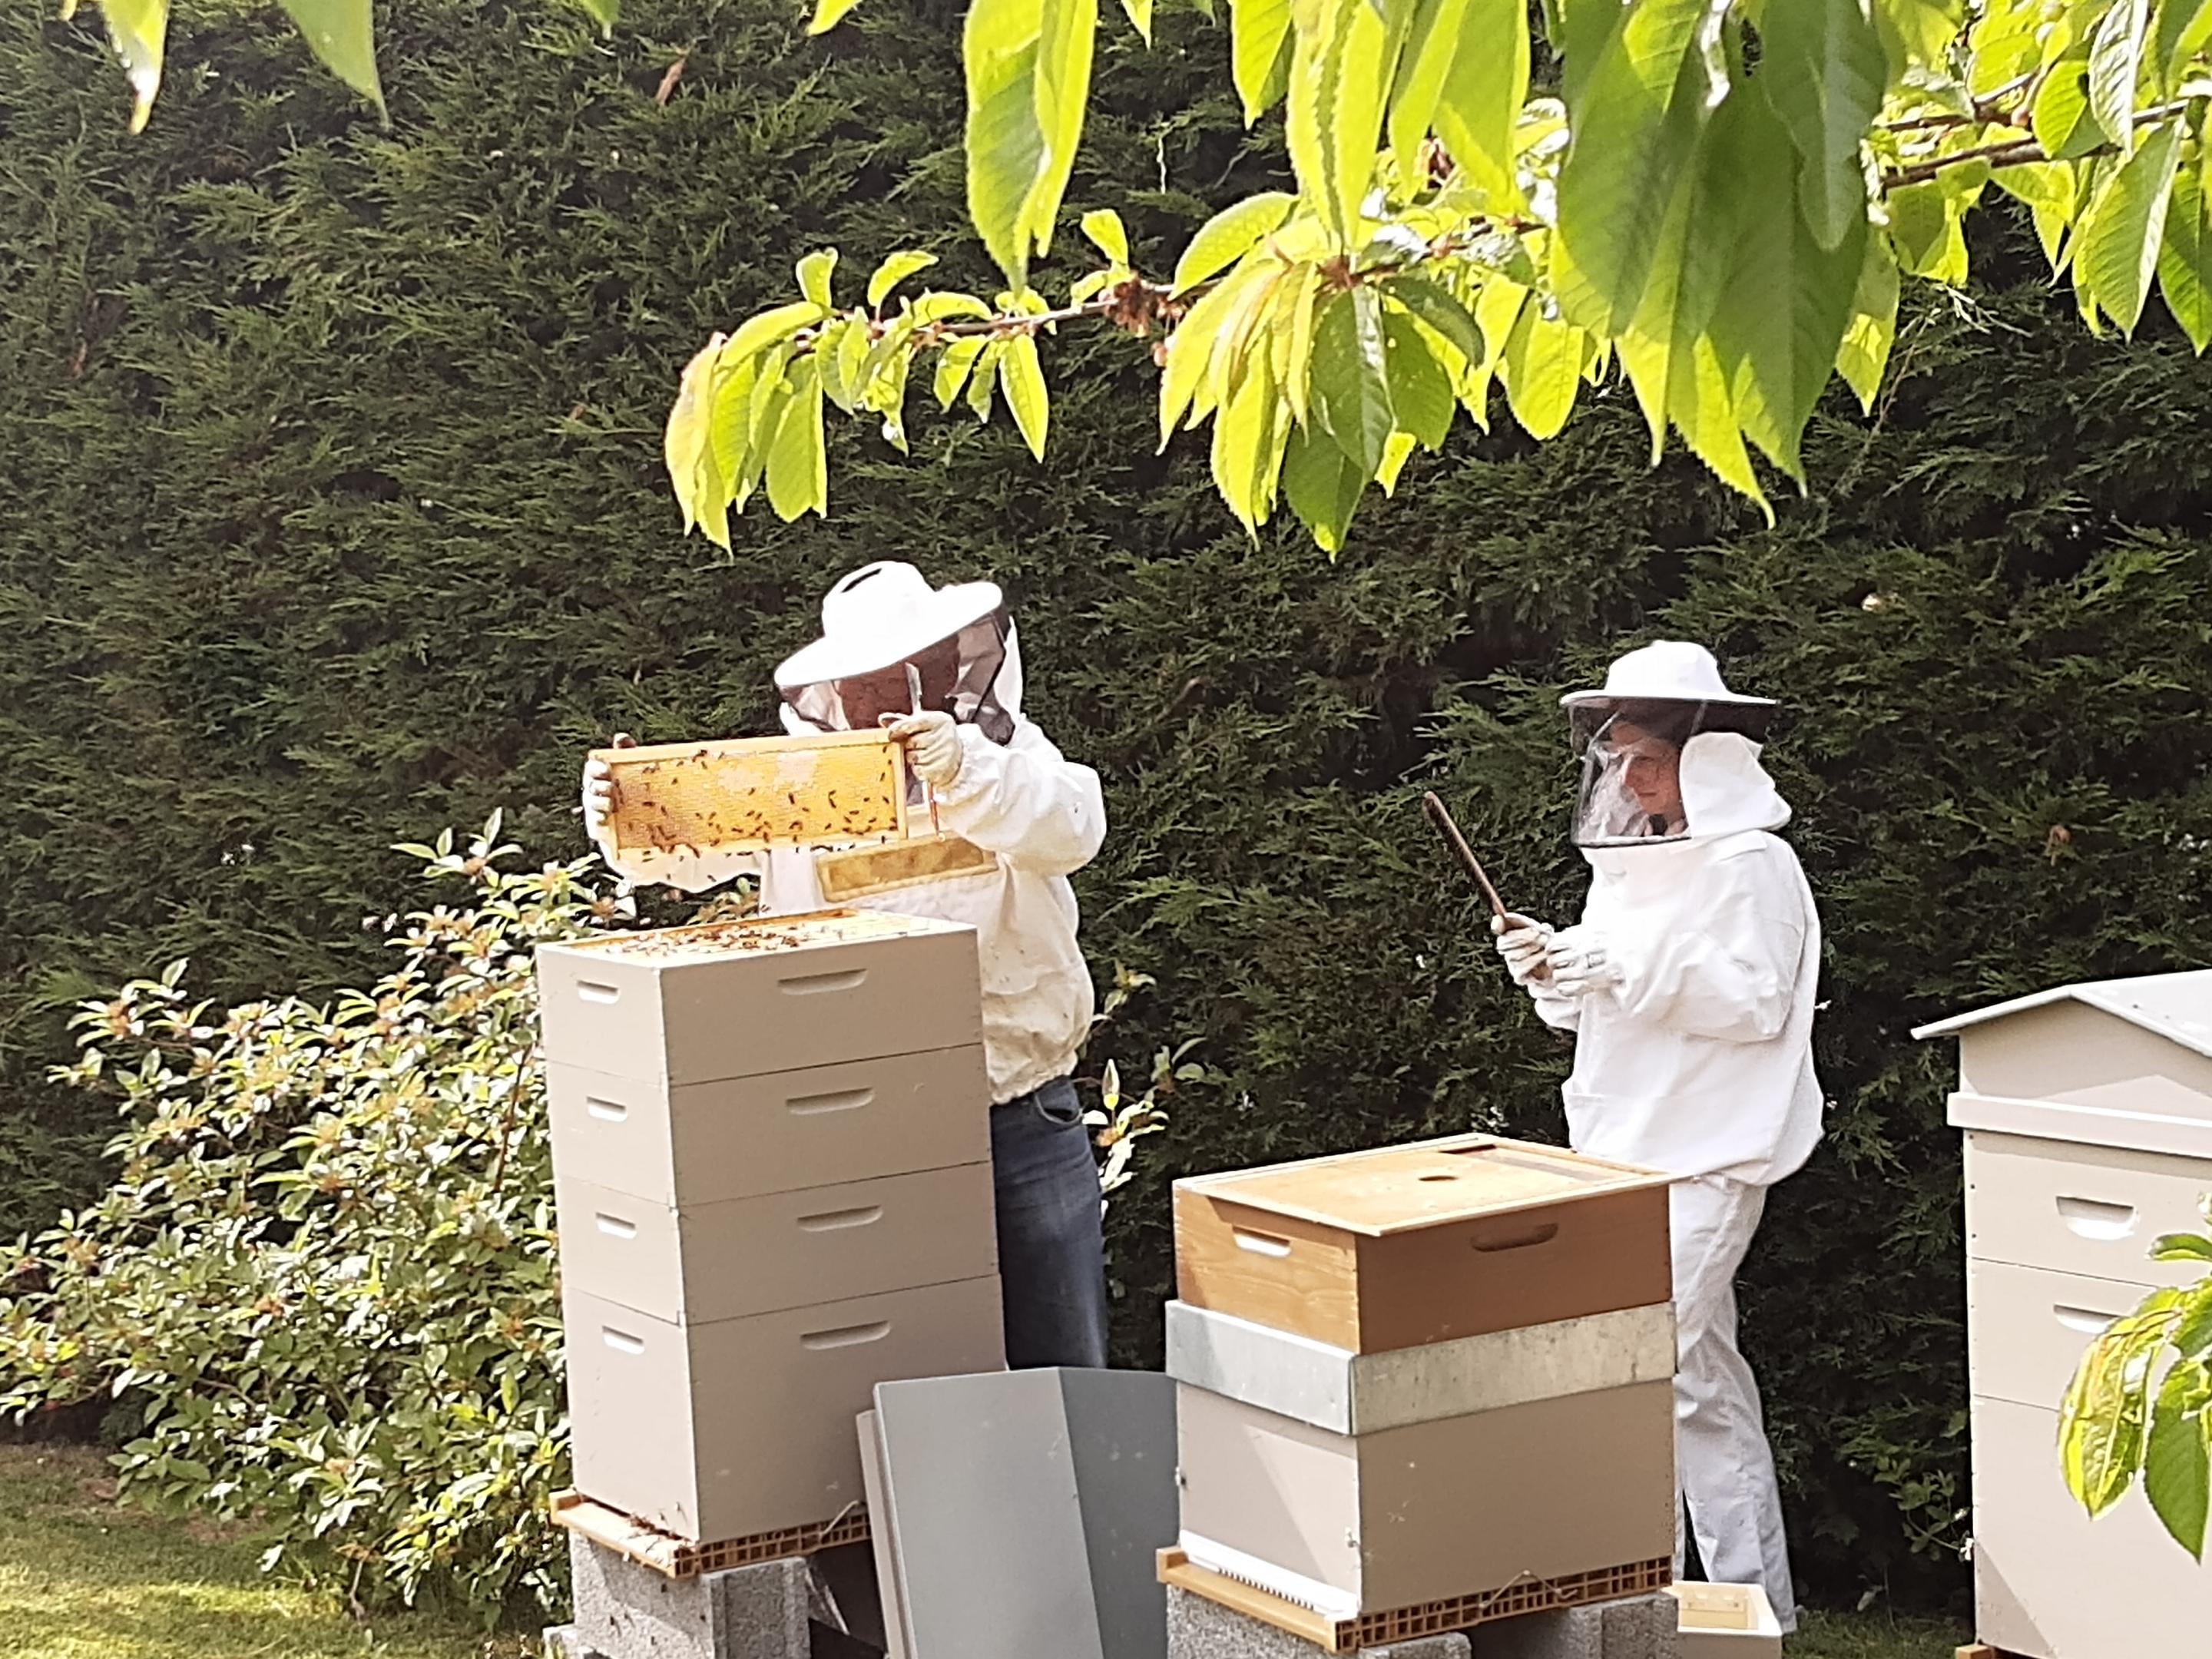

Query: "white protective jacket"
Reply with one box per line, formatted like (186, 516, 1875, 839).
(1528, 733, 1823, 1185)
(609, 633, 1105, 1104)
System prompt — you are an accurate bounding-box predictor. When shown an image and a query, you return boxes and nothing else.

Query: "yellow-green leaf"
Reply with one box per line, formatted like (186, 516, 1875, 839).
(1081, 208, 1129, 267)
(1836, 234, 1899, 414)
(1172, 193, 1295, 294)
(1000, 334, 1050, 459)
(1386, 0, 1472, 194)
(1873, 0, 1962, 77)
(2144, 1363, 2210, 1558)
(1965, 0, 2040, 94)
(1499, 300, 1581, 440)
(2157, 0, 2212, 84)
(1431, 0, 1529, 207)
(816, 316, 863, 412)
(1760, 0, 1883, 251)
(1285, 0, 1389, 251)
(1311, 286, 1394, 475)
(724, 300, 828, 363)
(766, 359, 827, 522)
(2078, 119, 2183, 334)
(935, 336, 990, 408)
(664, 336, 723, 532)
(278, 0, 385, 116)
(1118, 0, 1152, 44)
(797, 250, 838, 310)
(965, 0, 1100, 290)
(1210, 353, 1282, 535)
(2089, 0, 2150, 151)
(967, 340, 1002, 422)
(2157, 165, 2212, 352)
(1282, 420, 1365, 552)
(2034, 54, 2108, 161)
(100, 0, 169, 133)
(1385, 274, 1485, 369)
(1230, 0, 1293, 125)
(808, 0, 863, 32)
(867, 251, 938, 309)
(571, 0, 618, 29)
(1887, 180, 1967, 282)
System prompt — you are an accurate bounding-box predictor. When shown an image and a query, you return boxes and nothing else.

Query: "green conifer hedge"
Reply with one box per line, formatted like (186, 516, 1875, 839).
(5, 0, 2211, 1610)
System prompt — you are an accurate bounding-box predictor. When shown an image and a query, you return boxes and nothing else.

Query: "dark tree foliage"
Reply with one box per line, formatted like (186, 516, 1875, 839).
(4, 0, 2209, 1610)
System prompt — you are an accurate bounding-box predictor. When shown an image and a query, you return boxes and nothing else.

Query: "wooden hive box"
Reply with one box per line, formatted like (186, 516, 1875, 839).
(591, 729, 909, 856)
(1172, 1134, 1672, 1353)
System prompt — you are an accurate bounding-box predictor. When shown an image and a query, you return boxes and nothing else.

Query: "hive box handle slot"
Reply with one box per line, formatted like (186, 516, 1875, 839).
(2055, 1196, 2136, 1240)
(585, 1097, 629, 1123)
(798, 1205, 884, 1233)
(802, 1320, 891, 1349)
(601, 1326, 647, 1355)
(780, 969, 867, 995)
(575, 980, 621, 1005)
(789, 1088, 873, 1117)
(1232, 1228, 1293, 1259)
(2054, 1304, 2121, 1336)
(1469, 1221, 1561, 1253)
(594, 1213, 638, 1240)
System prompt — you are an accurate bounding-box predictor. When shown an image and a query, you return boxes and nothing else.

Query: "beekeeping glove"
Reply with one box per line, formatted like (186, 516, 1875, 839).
(889, 710, 965, 790)
(1545, 925, 1624, 998)
(580, 735, 634, 855)
(1491, 912, 1554, 986)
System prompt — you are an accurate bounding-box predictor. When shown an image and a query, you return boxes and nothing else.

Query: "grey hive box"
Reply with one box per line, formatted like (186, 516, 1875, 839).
(1174, 1378, 1676, 1620)
(858, 1368, 1179, 1659)
(1916, 969, 2212, 1659)
(565, 1275, 1005, 1544)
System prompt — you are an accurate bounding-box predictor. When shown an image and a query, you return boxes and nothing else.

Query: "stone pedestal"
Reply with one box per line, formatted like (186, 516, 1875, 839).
(552, 1532, 813, 1659)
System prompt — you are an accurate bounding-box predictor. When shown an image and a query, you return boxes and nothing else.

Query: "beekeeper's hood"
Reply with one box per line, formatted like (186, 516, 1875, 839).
(1561, 641, 1786, 849)
(775, 561, 1021, 740)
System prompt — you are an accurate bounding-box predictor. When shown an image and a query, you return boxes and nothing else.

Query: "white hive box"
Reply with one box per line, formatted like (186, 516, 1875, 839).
(1163, 1298, 1675, 1435)
(1666, 1583, 1781, 1657)
(1916, 969, 2212, 1659)
(539, 912, 1005, 1544)
(1173, 1378, 1675, 1619)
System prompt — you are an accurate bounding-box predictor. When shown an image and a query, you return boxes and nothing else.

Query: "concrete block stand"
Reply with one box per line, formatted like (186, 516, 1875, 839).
(1165, 1585, 1679, 1659)
(555, 1532, 813, 1659)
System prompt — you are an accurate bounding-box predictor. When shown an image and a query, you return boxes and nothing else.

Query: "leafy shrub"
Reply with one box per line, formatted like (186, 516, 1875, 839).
(1, 821, 599, 1617)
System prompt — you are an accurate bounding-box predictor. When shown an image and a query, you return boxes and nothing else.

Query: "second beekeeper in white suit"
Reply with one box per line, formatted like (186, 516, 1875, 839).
(581, 561, 1111, 1371)
(1493, 641, 1822, 1633)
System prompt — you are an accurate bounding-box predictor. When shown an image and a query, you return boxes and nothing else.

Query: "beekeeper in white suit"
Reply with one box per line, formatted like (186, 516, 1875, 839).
(1493, 641, 1820, 1632)
(581, 561, 1111, 1370)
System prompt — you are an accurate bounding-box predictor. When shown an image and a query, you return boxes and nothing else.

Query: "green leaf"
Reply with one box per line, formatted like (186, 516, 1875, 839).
(934, 336, 990, 408)
(965, 0, 1100, 290)
(2078, 120, 2183, 334)
(1710, 92, 1866, 480)
(725, 300, 829, 363)
(1760, 0, 1884, 250)
(1873, 0, 1962, 76)
(967, 339, 1002, 422)
(1172, 194, 1296, 294)
(2090, 0, 2151, 150)
(1311, 286, 1394, 475)
(1381, 310, 1455, 449)
(2034, 55, 2110, 161)
(797, 250, 839, 310)
(815, 316, 864, 412)
(1384, 275, 1486, 368)
(1555, 0, 1712, 334)
(277, 0, 385, 117)
(1966, 0, 2041, 94)
(1281, 421, 1366, 552)
(999, 335, 1051, 460)
(2157, 0, 2212, 83)
(2145, 1363, 2212, 1558)
(867, 251, 938, 308)
(766, 359, 828, 522)
(2157, 165, 2212, 351)
(1230, 0, 1293, 125)
(1387, 0, 1472, 194)
(1888, 180, 1968, 283)
(1835, 233, 1899, 415)
(2154, 1230, 2212, 1263)
(1284, 0, 1389, 251)
(569, 0, 618, 33)
(1081, 208, 1130, 267)
(1431, 0, 1531, 206)
(808, 0, 863, 33)
(2061, 1292, 2182, 1515)
(101, 0, 169, 132)
(1995, 160, 2080, 267)
(1118, 0, 1153, 43)
(1498, 299, 1583, 440)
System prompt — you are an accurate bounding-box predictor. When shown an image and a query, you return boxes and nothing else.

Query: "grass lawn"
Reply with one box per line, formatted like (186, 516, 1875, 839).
(0, 1443, 1969, 1657)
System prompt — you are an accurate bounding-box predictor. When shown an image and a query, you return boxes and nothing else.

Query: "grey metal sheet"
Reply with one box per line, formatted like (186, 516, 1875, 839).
(1060, 1369, 1177, 1659)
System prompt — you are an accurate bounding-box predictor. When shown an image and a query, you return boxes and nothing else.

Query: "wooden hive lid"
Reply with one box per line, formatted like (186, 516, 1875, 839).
(1176, 1133, 1671, 1236)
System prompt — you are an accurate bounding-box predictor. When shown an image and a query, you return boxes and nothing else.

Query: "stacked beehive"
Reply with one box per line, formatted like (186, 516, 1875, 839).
(537, 909, 1007, 1550)
(1159, 1132, 1681, 1650)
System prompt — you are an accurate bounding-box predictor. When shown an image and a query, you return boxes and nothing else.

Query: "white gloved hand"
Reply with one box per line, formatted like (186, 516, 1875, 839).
(889, 711, 965, 790)
(1545, 925, 1623, 998)
(1491, 912, 1553, 987)
(580, 733, 636, 853)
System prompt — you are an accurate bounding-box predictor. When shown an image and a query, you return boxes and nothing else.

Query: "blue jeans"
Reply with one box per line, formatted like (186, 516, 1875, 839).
(989, 1077, 1110, 1369)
